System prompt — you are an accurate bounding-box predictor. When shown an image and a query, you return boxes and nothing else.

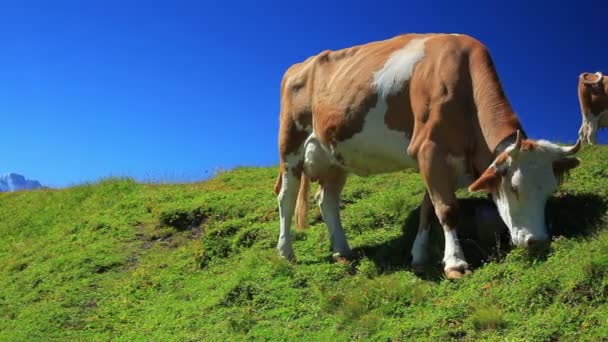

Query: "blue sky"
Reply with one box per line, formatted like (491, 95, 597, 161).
(2, 1, 607, 187)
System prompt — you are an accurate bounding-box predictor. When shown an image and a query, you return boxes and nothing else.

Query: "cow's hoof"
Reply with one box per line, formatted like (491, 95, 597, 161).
(332, 252, 352, 264)
(278, 250, 296, 262)
(445, 267, 473, 280)
(411, 263, 426, 275)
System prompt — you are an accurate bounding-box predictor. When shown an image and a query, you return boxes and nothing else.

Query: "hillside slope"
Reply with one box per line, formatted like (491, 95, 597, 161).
(1, 146, 608, 341)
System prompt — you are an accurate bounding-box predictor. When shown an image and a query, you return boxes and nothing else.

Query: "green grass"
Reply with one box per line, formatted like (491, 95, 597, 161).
(1, 145, 608, 341)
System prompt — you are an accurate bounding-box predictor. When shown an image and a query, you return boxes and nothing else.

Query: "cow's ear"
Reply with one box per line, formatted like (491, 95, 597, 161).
(553, 157, 580, 174)
(469, 167, 502, 193)
(553, 157, 580, 184)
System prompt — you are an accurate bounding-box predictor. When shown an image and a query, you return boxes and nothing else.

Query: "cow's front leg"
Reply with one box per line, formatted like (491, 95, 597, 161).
(411, 191, 434, 273)
(418, 141, 470, 280)
(435, 201, 470, 279)
(318, 168, 351, 260)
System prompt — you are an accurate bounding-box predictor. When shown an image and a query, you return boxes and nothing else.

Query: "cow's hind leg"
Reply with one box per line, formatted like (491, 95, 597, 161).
(583, 114, 599, 145)
(418, 141, 470, 280)
(578, 118, 588, 143)
(276, 113, 308, 261)
(411, 191, 434, 273)
(318, 168, 351, 260)
(276, 154, 304, 261)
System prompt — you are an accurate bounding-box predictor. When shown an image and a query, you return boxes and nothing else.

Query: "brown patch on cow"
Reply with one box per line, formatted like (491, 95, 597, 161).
(273, 171, 282, 195)
(520, 139, 538, 151)
(407, 34, 520, 160)
(465, 39, 523, 153)
(493, 151, 509, 167)
(385, 89, 415, 135)
(279, 119, 308, 156)
(318, 51, 330, 64)
(436, 204, 459, 228)
(468, 166, 502, 193)
(314, 91, 379, 146)
(273, 159, 304, 196)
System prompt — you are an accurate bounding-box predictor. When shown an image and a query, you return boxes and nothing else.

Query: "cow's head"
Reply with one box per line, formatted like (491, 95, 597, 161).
(468, 131, 581, 249)
(580, 71, 605, 92)
(579, 71, 604, 86)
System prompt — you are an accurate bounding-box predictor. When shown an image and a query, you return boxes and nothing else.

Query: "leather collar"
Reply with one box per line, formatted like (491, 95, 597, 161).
(493, 130, 526, 157)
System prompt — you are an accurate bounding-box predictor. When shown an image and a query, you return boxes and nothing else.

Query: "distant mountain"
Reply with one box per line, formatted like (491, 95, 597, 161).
(0, 173, 44, 192)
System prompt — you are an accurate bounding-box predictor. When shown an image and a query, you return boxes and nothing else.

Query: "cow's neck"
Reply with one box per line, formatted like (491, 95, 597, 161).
(474, 94, 524, 166)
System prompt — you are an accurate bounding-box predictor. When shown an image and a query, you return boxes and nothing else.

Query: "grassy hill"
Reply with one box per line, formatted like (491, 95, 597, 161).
(2, 145, 608, 341)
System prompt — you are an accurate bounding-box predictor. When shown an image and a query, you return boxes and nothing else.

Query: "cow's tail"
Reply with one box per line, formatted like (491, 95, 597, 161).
(273, 169, 310, 230)
(295, 174, 310, 230)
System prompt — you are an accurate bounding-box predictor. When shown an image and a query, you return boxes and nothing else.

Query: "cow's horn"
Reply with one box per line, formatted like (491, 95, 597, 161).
(514, 130, 523, 150)
(595, 72, 604, 81)
(581, 72, 603, 84)
(508, 130, 523, 157)
(558, 138, 582, 156)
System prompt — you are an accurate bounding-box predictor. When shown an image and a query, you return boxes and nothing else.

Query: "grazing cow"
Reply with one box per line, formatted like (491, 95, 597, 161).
(578, 71, 608, 144)
(274, 33, 581, 279)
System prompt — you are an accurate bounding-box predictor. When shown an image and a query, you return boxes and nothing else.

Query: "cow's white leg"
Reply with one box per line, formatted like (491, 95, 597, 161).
(318, 170, 351, 259)
(578, 118, 588, 141)
(433, 200, 469, 279)
(411, 191, 433, 271)
(586, 115, 599, 145)
(276, 155, 302, 261)
(442, 225, 468, 272)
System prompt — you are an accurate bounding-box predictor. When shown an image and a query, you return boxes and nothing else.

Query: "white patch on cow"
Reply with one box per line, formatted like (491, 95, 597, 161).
(443, 229, 468, 271)
(303, 134, 336, 179)
(372, 37, 430, 98)
(446, 155, 473, 189)
(285, 151, 302, 168)
(411, 226, 430, 265)
(331, 99, 418, 176)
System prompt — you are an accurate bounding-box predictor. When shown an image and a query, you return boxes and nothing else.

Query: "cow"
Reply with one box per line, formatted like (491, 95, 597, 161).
(274, 33, 582, 279)
(578, 71, 608, 144)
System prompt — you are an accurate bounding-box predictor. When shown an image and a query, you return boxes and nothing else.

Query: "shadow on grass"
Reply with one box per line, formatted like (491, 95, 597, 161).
(351, 193, 606, 281)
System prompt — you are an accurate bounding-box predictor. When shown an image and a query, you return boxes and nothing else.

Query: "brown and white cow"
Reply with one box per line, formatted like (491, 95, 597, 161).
(274, 33, 581, 279)
(578, 71, 608, 144)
